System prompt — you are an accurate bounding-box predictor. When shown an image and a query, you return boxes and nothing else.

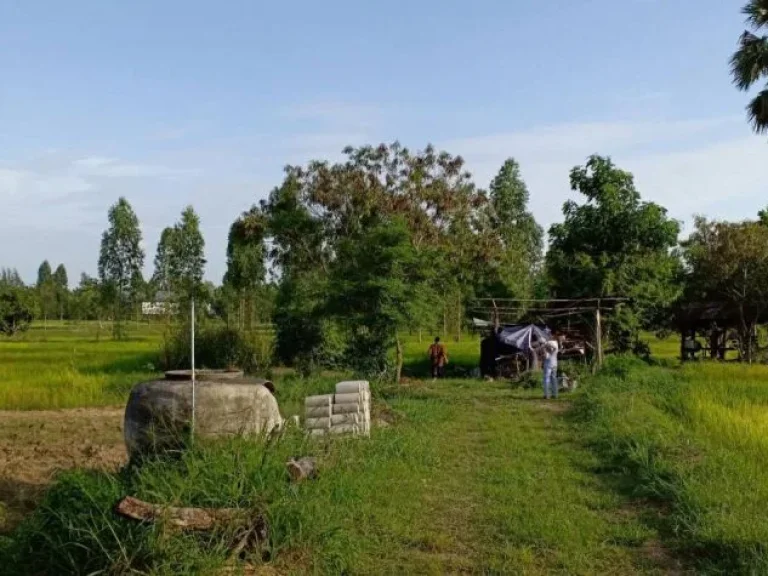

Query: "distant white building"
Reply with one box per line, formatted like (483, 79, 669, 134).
(141, 291, 179, 316)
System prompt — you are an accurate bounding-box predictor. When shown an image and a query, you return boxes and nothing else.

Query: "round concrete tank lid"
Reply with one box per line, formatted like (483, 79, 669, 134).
(164, 369, 245, 381)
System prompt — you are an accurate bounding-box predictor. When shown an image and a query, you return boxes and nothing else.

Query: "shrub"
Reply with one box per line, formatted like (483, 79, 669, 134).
(0, 286, 34, 337)
(163, 324, 263, 373)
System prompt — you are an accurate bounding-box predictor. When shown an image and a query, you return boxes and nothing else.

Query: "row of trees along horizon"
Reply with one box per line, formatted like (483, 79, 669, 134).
(3, 145, 768, 376)
(2, 0, 768, 376)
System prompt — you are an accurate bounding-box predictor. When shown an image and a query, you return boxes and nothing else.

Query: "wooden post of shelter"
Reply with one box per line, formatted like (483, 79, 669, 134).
(595, 301, 603, 367)
(492, 299, 499, 331)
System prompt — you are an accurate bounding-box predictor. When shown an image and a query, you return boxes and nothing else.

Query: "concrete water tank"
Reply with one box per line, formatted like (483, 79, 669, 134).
(124, 370, 283, 458)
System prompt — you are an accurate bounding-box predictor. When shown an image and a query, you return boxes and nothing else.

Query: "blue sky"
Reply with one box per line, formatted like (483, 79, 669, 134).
(1, 0, 765, 285)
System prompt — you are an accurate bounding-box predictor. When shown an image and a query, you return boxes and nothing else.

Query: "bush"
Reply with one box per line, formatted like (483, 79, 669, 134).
(0, 286, 34, 337)
(163, 324, 264, 373)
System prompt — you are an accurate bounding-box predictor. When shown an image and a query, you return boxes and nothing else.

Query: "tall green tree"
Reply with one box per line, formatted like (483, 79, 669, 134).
(487, 158, 544, 299)
(98, 197, 145, 339)
(547, 155, 681, 350)
(0, 268, 25, 288)
(262, 176, 331, 369)
(731, 0, 768, 133)
(327, 217, 436, 381)
(152, 227, 176, 294)
(168, 206, 206, 303)
(37, 260, 52, 286)
(53, 264, 69, 320)
(265, 143, 501, 349)
(682, 217, 768, 361)
(224, 206, 268, 329)
(36, 260, 56, 325)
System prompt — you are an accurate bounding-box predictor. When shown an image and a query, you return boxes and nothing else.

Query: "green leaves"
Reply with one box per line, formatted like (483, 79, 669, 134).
(0, 284, 34, 336)
(732, 2, 768, 133)
(168, 206, 206, 302)
(488, 158, 544, 299)
(326, 217, 436, 377)
(98, 197, 145, 301)
(547, 155, 681, 348)
(224, 207, 267, 292)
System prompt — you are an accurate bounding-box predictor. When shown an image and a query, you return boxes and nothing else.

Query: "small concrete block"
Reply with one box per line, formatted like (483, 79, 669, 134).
(335, 380, 370, 394)
(328, 424, 360, 435)
(334, 393, 365, 405)
(305, 406, 332, 418)
(305, 417, 330, 429)
(332, 403, 362, 415)
(309, 428, 326, 437)
(331, 413, 360, 425)
(305, 394, 333, 407)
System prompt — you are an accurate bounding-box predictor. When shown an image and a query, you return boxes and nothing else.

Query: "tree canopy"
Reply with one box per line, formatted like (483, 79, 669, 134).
(546, 155, 681, 349)
(53, 264, 69, 320)
(731, 0, 768, 133)
(0, 268, 24, 288)
(256, 142, 523, 371)
(682, 217, 768, 359)
(168, 206, 206, 302)
(152, 227, 176, 294)
(327, 217, 436, 380)
(487, 158, 544, 299)
(224, 206, 269, 329)
(0, 284, 34, 336)
(98, 197, 145, 337)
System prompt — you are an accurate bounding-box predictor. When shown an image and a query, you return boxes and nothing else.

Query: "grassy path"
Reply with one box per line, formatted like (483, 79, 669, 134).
(375, 379, 677, 574)
(1, 375, 688, 574)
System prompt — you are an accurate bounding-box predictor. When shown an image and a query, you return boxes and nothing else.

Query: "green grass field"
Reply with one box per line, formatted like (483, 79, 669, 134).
(3, 324, 768, 573)
(574, 357, 768, 573)
(0, 321, 161, 410)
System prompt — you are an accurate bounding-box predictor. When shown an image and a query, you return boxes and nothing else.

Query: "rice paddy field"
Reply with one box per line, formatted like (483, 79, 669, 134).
(1, 323, 768, 573)
(0, 321, 161, 410)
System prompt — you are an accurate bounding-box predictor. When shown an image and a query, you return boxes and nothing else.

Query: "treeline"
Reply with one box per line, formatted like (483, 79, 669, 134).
(2, 143, 768, 372)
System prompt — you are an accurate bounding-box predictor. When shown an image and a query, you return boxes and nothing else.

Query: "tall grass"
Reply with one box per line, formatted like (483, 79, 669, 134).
(573, 357, 768, 573)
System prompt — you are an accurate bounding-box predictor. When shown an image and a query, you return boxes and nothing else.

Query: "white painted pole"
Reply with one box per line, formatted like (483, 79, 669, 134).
(191, 297, 196, 440)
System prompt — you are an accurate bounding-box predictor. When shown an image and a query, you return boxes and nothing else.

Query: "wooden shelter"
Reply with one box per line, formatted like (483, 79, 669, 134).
(471, 298, 628, 370)
(676, 302, 768, 361)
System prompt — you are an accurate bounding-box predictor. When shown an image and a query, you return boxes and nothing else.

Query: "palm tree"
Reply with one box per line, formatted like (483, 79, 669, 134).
(731, 0, 768, 133)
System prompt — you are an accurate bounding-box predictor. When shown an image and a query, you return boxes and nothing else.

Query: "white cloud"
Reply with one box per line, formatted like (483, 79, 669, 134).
(0, 167, 91, 201)
(71, 156, 193, 179)
(0, 155, 195, 235)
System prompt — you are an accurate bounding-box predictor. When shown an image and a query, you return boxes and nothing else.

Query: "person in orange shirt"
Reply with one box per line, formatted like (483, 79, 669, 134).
(427, 337, 448, 379)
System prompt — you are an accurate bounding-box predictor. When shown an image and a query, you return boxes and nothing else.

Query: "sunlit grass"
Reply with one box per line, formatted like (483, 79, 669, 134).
(575, 357, 768, 572)
(0, 321, 161, 410)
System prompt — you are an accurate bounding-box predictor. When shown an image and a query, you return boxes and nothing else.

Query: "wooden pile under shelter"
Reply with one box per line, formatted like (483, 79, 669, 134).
(471, 298, 627, 377)
(676, 301, 768, 361)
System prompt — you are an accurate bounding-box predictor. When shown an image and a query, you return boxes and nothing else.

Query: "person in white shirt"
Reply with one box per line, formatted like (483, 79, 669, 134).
(542, 332, 561, 399)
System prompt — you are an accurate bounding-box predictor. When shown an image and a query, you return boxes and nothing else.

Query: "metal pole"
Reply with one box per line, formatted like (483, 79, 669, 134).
(191, 297, 196, 440)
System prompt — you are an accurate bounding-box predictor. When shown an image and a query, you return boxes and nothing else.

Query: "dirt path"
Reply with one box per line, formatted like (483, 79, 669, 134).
(0, 407, 126, 532)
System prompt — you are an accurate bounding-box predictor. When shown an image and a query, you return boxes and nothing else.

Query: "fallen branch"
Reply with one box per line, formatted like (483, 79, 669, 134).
(115, 496, 248, 530)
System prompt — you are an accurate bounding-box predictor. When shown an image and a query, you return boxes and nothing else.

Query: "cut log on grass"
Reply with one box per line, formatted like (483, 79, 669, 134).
(115, 496, 249, 530)
(286, 457, 318, 482)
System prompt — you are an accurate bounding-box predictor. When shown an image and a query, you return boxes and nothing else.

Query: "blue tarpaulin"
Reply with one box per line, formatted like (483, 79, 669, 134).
(497, 324, 551, 352)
